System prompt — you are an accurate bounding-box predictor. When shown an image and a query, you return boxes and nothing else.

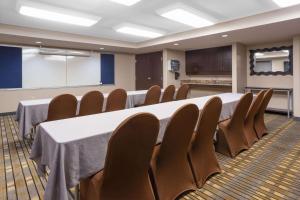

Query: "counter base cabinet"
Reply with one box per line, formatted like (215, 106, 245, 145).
(186, 46, 232, 75)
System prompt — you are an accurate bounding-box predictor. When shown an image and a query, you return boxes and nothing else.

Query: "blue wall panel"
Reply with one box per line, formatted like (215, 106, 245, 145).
(0, 46, 22, 88)
(101, 54, 115, 84)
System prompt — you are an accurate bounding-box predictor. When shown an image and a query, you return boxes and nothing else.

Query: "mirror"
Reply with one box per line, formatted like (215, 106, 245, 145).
(250, 46, 293, 76)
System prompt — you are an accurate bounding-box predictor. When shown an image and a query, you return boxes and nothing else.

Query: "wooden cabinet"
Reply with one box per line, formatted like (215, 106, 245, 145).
(186, 46, 232, 75)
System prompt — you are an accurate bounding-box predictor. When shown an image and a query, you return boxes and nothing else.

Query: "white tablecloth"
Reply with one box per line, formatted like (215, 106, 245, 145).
(30, 93, 243, 200)
(16, 90, 152, 139)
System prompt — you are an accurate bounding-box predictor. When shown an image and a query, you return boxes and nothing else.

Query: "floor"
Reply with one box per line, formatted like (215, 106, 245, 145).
(0, 114, 300, 200)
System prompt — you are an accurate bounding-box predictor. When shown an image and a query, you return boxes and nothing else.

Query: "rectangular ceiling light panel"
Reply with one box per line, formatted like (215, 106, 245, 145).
(110, 0, 141, 6)
(18, 0, 101, 26)
(116, 25, 163, 38)
(161, 8, 214, 28)
(272, 0, 300, 7)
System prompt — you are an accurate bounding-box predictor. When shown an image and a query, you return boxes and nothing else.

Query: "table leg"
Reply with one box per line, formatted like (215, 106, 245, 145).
(287, 91, 290, 118)
(76, 185, 80, 200)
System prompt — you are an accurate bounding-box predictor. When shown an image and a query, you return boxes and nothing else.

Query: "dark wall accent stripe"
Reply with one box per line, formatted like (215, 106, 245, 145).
(0, 46, 22, 89)
(101, 54, 115, 85)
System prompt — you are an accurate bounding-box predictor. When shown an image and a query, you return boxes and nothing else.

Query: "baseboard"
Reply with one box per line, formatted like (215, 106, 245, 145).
(0, 112, 16, 116)
(265, 109, 290, 116)
(293, 117, 300, 121)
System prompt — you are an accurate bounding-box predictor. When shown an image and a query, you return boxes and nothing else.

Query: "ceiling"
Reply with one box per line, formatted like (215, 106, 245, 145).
(0, 0, 300, 54)
(0, 0, 280, 43)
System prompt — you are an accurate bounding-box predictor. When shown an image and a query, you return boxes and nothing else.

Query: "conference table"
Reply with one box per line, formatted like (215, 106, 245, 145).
(16, 90, 157, 139)
(29, 93, 243, 200)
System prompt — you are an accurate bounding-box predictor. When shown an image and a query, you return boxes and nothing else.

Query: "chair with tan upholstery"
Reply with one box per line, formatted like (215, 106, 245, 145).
(105, 88, 127, 112)
(175, 84, 189, 100)
(254, 89, 273, 139)
(137, 85, 161, 107)
(80, 113, 159, 200)
(79, 91, 104, 116)
(188, 97, 222, 188)
(150, 104, 199, 200)
(215, 93, 253, 158)
(46, 94, 78, 122)
(243, 90, 265, 147)
(161, 85, 175, 103)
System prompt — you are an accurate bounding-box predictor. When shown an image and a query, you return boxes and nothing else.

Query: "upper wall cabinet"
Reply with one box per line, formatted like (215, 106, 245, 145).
(186, 46, 232, 75)
(249, 46, 293, 76)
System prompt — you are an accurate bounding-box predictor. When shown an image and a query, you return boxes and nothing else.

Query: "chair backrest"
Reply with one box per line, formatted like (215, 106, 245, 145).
(176, 84, 189, 100)
(158, 104, 199, 164)
(47, 94, 77, 121)
(245, 90, 265, 123)
(101, 113, 159, 199)
(144, 85, 161, 105)
(228, 93, 253, 129)
(105, 88, 127, 112)
(193, 97, 222, 147)
(79, 91, 104, 116)
(161, 85, 175, 103)
(256, 89, 273, 119)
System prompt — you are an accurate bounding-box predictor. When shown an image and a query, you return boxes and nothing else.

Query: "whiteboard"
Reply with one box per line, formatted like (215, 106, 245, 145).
(22, 47, 101, 89)
(22, 48, 66, 88)
(66, 53, 100, 87)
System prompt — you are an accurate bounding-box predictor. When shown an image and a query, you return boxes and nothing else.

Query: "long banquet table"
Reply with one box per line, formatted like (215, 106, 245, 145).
(30, 93, 243, 200)
(16, 90, 155, 139)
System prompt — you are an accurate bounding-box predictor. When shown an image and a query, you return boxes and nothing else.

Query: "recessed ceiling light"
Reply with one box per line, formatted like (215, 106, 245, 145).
(115, 25, 163, 38)
(173, 43, 179, 46)
(272, 0, 300, 7)
(110, 0, 141, 6)
(160, 8, 214, 28)
(35, 41, 42, 44)
(221, 34, 228, 38)
(18, 0, 101, 26)
(99, 47, 105, 50)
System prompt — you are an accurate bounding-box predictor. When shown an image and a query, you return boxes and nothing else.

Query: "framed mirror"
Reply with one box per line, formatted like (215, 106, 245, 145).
(250, 46, 293, 76)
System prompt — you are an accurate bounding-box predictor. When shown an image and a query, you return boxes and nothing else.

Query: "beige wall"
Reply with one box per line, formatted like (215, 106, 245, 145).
(293, 36, 300, 117)
(0, 53, 135, 113)
(246, 42, 293, 110)
(162, 49, 187, 88)
(232, 43, 247, 93)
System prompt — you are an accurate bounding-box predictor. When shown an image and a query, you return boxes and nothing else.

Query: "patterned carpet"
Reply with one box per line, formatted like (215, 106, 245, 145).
(0, 114, 300, 200)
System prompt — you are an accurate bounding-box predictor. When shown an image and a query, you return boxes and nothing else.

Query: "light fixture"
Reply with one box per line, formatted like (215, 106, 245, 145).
(35, 41, 42, 44)
(255, 52, 264, 57)
(17, 0, 101, 27)
(115, 24, 164, 38)
(99, 47, 105, 50)
(282, 50, 289, 53)
(272, 0, 300, 7)
(160, 8, 214, 28)
(221, 34, 228, 38)
(110, 0, 141, 6)
(173, 43, 179, 46)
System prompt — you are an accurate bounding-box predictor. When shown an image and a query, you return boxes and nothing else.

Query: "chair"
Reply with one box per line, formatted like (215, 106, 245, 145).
(175, 84, 189, 100)
(79, 91, 104, 116)
(243, 90, 265, 147)
(46, 94, 77, 122)
(150, 104, 199, 200)
(215, 93, 253, 158)
(105, 89, 127, 112)
(254, 89, 274, 139)
(80, 113, 159, 200)
(188, 97, 222, 188)
(137, 85, 161, 106)
(161, 85, 175, 103)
